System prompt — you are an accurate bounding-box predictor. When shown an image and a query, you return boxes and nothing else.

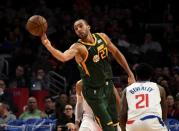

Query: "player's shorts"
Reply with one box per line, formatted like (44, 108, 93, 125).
(79, 116, 102, 131)
(82, 80, 118, 130)
(126, 115, 169, 131)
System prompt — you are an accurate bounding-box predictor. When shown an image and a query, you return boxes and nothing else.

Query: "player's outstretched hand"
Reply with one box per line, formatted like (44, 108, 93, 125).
(128, 74, 136, 85)
(41, 33, 50, 46)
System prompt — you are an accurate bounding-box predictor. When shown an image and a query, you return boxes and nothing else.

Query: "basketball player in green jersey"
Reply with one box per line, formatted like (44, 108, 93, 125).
(41, 19, 135, 131)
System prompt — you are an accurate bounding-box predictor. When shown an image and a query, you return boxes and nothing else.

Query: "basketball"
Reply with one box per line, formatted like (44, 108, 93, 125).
(26, 15, 48, 36)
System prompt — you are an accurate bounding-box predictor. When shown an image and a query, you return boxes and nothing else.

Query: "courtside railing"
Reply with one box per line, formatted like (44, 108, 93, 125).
(47, 71, 67, 95)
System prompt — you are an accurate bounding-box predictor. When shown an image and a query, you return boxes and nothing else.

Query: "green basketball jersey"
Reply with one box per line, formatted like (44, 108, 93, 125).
(77, 33, 113, 88)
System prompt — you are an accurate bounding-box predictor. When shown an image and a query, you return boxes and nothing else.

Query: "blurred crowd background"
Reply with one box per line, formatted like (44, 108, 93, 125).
(0, 0, 179, 129)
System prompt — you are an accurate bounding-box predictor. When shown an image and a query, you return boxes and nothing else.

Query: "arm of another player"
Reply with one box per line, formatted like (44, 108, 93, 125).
(113, 87, 121, 118)
(158, 84, 167, 121)
(41, 33, 78, 62)
(119, 88, 127, 131)
(75, 80, 84, 129)
(100, 33, 135, 85)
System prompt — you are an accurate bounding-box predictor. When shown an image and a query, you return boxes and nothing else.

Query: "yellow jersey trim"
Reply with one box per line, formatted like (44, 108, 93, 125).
(78, 34, 97, 46)
(112, 122, 119, 126)
(95, 116, 102, 128)
(96, 33, 108, 57)
(96, 33, 108, 45)
(80, 47, 90, 76)
(107, 121, 113, 126)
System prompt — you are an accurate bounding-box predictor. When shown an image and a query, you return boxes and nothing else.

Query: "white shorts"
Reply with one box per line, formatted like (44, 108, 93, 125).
(79, 117, 122, 131)
(79, 117, 102, 131)
(126, 116, 168, 131)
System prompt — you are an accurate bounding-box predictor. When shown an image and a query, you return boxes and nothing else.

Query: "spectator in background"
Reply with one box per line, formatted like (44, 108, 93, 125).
(19, 97, 47, 120)
(8, 65, 27, 88)
(59, 104, 75, 125)
(176, 93, 179, 101)
(140, 33, 163, 65)
(166, 95, 179, 119)
(44, 96, 55, 118)
(30, 67, 49, 91)
(57, 123, 76, 131)
(159, 79, 171, 96)
(174, 74, 179, 96)
(162, 67, 171, 79)
(69, 83, 76, 95)
(141, 33, 162, 54)
(1, 31, 20, 54)
(65, 123, 76, 131)
(58, 92, 68, 109)
(69, 94, 77, 109)
(175, 93, 179, 118)
(0, 79, 17, 113)
(117, 34, 130, 50)
(55, 98, 65, 130)
(0, 102, 16, 124)
(153, 67, 163, 82)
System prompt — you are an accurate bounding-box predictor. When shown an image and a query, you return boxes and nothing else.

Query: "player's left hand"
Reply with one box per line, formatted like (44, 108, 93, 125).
(128, 74, 136, 85)
(41, 33, 50, 46)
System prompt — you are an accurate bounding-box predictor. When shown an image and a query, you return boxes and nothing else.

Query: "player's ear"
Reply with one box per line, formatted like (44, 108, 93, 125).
(88, 25, 91, 30)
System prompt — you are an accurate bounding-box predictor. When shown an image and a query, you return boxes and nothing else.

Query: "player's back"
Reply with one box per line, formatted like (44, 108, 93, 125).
(126, 81, 162, 120)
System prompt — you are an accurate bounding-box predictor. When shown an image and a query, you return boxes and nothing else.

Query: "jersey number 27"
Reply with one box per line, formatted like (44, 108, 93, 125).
(97, 44, 108, 60)
(135, 94, 149, 109)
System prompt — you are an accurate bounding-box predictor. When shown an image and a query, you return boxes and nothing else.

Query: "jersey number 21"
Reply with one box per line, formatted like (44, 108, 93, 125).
(135, 94, 149, 109)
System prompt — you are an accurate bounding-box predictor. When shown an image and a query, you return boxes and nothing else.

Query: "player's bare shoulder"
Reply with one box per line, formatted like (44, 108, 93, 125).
(98, 32, 108, 39)
(69, 43, 84, 54)
(70, 42, 86, 51)
(71, 42, 88, 63)
(69, 43, 79, 50)
(98, 33, 111, 44)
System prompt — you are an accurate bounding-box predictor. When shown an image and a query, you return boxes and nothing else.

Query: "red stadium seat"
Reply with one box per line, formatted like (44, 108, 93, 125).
(7, 88, 29, 116)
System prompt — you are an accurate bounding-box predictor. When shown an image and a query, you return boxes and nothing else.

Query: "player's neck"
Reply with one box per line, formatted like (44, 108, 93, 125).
(82, 33, 95, 43)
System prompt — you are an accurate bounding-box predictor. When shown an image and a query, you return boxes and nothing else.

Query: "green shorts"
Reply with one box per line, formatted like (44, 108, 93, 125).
(82, 80, 118, 130)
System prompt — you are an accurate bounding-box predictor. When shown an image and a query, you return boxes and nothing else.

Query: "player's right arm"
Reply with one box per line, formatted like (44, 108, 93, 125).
(113, 87, 121, 118)
(41, 34, 78, 62)
(75, 80, 84, 129)
(158, 84, 167, 121)
(99, 33, 135, 85)
(119, 88, 127, 131)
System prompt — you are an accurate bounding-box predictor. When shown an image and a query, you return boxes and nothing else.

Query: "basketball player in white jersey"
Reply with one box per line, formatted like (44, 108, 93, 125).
(119, 63, 168, 131)
(75, 80, 121, 131)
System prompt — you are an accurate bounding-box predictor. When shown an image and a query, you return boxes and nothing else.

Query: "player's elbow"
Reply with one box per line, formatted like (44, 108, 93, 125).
(57, 58, 65, 63)
(61, 58, 66, 63)
(59, 56, 68, 63)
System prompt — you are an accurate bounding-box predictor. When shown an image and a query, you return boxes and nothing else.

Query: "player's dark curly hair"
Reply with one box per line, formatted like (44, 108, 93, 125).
(134, 63, 153, 81)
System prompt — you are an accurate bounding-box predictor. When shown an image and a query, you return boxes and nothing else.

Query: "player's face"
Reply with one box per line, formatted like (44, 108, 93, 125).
(74, 20, 90, 39)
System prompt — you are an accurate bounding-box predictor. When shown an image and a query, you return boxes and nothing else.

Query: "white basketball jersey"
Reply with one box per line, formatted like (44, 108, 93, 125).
(126, 81, 162, 120)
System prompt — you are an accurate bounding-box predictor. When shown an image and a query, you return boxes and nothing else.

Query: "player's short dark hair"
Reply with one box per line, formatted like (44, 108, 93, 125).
(74, 19, 89, 25)
(134, 63, 153, 81)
